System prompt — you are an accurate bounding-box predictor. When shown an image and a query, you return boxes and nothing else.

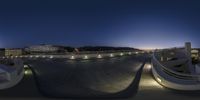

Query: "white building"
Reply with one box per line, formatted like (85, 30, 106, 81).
(25, 44, 66, 54)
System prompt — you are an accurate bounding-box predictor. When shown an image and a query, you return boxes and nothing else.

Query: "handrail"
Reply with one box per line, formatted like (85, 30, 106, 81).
(152, 51, 200, 80)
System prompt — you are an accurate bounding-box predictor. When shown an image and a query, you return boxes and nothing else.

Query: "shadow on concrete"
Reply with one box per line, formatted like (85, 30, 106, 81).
(29, 58, 146, 99)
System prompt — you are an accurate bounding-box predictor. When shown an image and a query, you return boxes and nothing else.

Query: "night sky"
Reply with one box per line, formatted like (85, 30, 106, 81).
(0, 0, 200, 49)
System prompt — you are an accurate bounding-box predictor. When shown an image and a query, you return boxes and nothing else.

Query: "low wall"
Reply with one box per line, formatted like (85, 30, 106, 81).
(0, 51, 140, 60)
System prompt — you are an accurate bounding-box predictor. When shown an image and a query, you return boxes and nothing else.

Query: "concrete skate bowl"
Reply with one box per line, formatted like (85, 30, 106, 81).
(0, 59, 24, 90)
(27, 55, 145, 98)
(152, 50, 200, 91)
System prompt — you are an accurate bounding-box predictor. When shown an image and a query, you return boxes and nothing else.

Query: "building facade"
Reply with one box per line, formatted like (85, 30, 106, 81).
(25, 44, 66, 54)
(0, 49, 5, 56)
(5, 49, 22, 56)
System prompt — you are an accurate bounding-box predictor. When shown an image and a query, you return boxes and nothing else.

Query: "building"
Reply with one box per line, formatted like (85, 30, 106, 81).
(25, 44, 66, 54)
(191, 50, 199, 57)
(191, 49, 199, 61)
(5, 49, 22, 56)
(0, 49, 5, 56)
(185, 42, 191, 57)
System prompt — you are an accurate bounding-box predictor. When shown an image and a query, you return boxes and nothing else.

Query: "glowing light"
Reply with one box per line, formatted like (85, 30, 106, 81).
(50, 55, 54, 59)
(2, 57, 5, 59)
(97, 54, 102, 58)
(70, 55, 75, 59)
(146, 64, 152, 70)
(135, 52, 138, 54)
(15, 56, 18, 58)
(140, 78, 163, 89)
(35, 55, 39, 58)
(42, 55, 46, 58)
(20, 56, 23, 58)
(156, 77, 162, 83)
(110, 53, 114, 57)
(128, 52, 132, 55)
(24, 65, 29, 68)
(84, 55, 88, 59)
(30, 55, 33, 58)
(120, 53, 124, 56)
(24, 70, 32, 76)
(24, 70, 28, 74)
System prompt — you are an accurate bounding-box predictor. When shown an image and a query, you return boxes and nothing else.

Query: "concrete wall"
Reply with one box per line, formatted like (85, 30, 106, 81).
(0, 59, 24, 90)
(1, 51, 140, 59)
(152, 51, 200, 90)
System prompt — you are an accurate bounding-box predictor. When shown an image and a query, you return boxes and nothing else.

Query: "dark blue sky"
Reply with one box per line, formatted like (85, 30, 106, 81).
(0, 0, 200, 49)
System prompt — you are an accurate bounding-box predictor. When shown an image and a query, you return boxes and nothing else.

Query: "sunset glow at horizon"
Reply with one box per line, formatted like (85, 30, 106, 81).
(0, 0, 199, 48)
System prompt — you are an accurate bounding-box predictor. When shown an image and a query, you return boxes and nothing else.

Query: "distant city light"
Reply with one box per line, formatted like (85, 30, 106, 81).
(24, 65, 29, 68)
(128, 52, 132, 55)
(70, 55, 75, 59)
(42, 55, 46, 58)
(50, 55, 54, 59)
(110, 53, 114, 57)
(97, 54, 102, 58)
(120, 53, 124, 56)
(35, 55, 39, 58)
(84, 55, 88, 59)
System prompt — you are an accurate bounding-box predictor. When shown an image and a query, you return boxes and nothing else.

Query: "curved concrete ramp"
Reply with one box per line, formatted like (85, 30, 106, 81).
(27, 55, 145, 98)
(152, 51, 200, 90)
(0, 59, 24, 90)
